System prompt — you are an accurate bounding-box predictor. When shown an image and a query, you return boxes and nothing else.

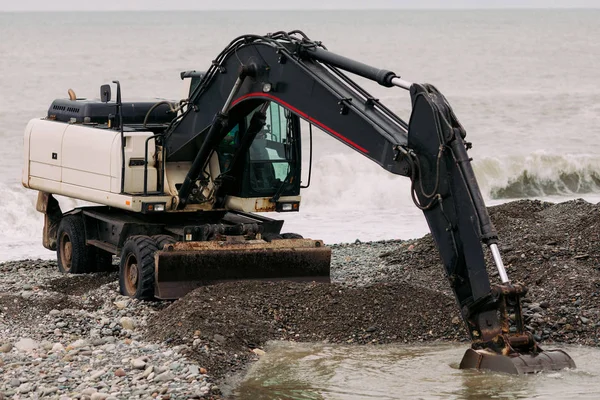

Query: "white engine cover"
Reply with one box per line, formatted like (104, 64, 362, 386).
(23, 119, 169, 211)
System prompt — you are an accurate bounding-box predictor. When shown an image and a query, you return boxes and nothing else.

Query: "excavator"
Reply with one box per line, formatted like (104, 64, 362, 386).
(22, 30, 575, 374)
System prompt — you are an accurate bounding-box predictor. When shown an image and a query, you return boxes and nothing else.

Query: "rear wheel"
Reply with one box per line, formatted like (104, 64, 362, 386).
(281, 233, 304, 239)
(119, 235, 158, 300)
(57, 215, 94, 274)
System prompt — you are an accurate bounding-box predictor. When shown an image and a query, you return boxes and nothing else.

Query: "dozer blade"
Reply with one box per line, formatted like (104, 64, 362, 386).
(460, 348, 576, 375)
(154, 239, 331, 299)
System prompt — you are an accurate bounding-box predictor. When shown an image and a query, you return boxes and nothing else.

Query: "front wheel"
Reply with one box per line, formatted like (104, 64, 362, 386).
(119, 236, 158, 300)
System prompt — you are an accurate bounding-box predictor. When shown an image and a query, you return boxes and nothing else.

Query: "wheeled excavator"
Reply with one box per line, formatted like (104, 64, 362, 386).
(22, 31, 575, 374)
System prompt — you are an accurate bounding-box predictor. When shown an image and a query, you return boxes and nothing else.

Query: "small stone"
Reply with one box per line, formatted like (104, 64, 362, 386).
(199, 367, 207, 375)
(452, 316, 461, 325)
(15, 338, 38, 352)
(252, 348, 266, 356)
(114, 300, 129, 310)
(70, 339, 89, 348)
(119, 317, 135, 331)
(82, 388, 97, 396)
(51, 343, 65, 352)
(147, 372, 156, 380)
(580, 316, 590, 324)
(9, 378, 21, 387)
(142, 365, 154, 378)
(154, 371, 175, 382)
(188, 365, 199, 375)
(114, 368, 126, 377)
(42, 387, 59, 395)
(18, 383, 32, 394)
(0, 343, 13, 353)
(131, 358, 147, 369)
(213, 334, 226, 344)
(91, 393, 109, 400)
(89, 369, 105, 380)
(49, 309, 60, 316)
(22, 284, 33, 290)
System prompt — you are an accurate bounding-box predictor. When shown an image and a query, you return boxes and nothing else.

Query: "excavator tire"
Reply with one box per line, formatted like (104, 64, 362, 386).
(119, 235, 158, 300)
(262, 232, 283, 242)
(152, 234, 176, 250)
(57, 215, 95, 274)
(281, 233, 303, 239)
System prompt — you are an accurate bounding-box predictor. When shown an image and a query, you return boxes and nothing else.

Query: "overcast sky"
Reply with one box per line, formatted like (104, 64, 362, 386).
(1, 0, 600, 11)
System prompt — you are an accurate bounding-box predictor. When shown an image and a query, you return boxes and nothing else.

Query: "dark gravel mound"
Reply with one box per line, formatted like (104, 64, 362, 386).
(45, 272, 118, 296)
(146, 198, 600, 383)
(146, 281, 464, 378)
(383, 198, 600, 345)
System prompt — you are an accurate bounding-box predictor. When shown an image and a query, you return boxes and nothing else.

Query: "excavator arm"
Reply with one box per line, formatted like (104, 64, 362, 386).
(165, 31, 574, 374)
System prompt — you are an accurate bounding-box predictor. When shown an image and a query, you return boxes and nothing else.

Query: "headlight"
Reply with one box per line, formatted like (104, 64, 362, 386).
(143, 202, 167, 213)
(276, 201, 300, 212)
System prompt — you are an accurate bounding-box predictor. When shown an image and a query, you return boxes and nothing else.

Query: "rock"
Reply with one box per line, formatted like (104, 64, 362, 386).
(41, 387, 59, 395)
(70, 339, 89, 348)
(580, 316, 590, 324)
(22, 284, 33, 290)
(114, 300, 129, 310)
(147, 372, 156, 381)
(82, 388, 97, 396)
(213, 334, 226, 344)
(120, 317, 135, 331)
(365, 326, 377, 333)
(9, 379, 21, 387)
(41, 341, 53, 351)
(14, 338, 38, 352)
(52, 343, 65, 352)
(252, 348, 266, 356)
(142, 365, 154, 378)
(91, 393, 109, 400)
(131, 358, 147, 369)
(451, 317, 461, 325)
(188, 365, 199, 375)
(49, 309, 60, 316)
(154, 371, 175, 382)
(0, 343, 13, 353)
(18, 383, 32, 394)
(89, 369, 105, 380)
(114, 368, 126, 377)
(200, 367, 207, 375)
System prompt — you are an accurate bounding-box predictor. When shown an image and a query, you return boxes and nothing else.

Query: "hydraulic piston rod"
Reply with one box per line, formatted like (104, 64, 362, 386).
(490, 243, 509, 283)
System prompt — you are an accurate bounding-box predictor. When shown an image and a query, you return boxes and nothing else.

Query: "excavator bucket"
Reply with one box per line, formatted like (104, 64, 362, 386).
(153, 239, 331, 299)
(460, 348, 576, 375)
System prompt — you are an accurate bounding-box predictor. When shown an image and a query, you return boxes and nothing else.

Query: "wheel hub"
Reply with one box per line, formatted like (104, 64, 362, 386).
(129, 263, 139, 286)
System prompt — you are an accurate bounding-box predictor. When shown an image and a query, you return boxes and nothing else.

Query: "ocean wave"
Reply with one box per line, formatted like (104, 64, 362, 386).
(474, 152, 600, 199)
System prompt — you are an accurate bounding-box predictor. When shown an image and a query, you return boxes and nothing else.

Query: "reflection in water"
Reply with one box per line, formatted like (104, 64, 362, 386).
(232, 342, 600, 400)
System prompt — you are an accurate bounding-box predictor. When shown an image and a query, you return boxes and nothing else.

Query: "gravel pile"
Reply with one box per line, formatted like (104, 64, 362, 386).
(0, 261, 219, 399)
(1, 199, 599, 399)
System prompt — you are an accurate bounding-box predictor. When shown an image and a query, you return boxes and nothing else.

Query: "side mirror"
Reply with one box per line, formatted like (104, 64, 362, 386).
(100, 84, 111, 103)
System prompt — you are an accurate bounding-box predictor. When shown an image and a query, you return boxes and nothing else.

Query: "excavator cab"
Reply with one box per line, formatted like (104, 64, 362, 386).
(212, 103, 302, 211)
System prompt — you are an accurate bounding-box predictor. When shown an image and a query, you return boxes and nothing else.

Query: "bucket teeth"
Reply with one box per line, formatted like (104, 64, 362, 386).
(154, 239, 331, 299)
(460, 348, 576, 374)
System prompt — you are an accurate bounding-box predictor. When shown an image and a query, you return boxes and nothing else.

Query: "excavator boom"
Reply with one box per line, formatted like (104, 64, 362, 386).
(164, 31, 575, 374)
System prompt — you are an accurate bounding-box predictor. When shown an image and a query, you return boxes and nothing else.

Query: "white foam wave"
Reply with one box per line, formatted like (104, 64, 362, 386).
(2, 151, 598, 261)
(473, 151, 600, 199)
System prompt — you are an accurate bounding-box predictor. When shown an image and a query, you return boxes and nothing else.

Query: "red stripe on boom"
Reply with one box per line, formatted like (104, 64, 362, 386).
(231, 92, 369, 154)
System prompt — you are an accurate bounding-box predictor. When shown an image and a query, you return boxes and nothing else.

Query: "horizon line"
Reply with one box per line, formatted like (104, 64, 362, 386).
(2, 7, 600, 12)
